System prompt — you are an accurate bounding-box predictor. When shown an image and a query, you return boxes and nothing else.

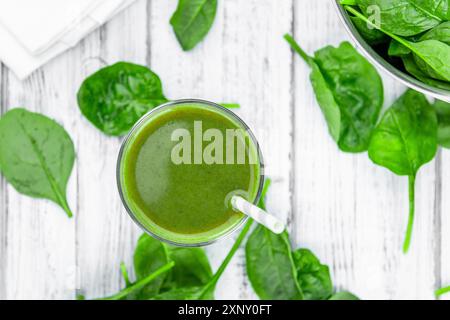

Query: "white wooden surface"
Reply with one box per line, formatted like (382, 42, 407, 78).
(0, 0, 448, 300)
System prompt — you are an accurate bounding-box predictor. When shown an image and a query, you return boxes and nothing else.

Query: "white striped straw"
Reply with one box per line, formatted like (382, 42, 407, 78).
(231, 196, 285, 234)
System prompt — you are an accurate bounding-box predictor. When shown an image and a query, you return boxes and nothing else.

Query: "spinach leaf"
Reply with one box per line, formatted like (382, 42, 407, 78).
(93, 233, 213, 300)
(413, 0, 450, 20)
(329, 291, 360, 300)
(347, 6, 450, 82)
(246, 228, 303, 300)
(388, 40, 412, 57)
(101, 262, 175, 300)
(284, 35, 341, 142)
(77, 62, 168, 136)
(401, 55, 450, 90)
(436, 285, 450, 298)
(368, 90, 438, 253)
(411, 41, 450, 81)
(133, 233, 213, 299)
(77, 62, 242, 136)
(152, 287, 207, 300)
(414, 21, 450, 80)
(350, 15, 389, 45)
(355, 0, 441, 36)
(0, 108, 75, 218)
(152, 198, 262, 301)
(132, 234, 171, 299)
(284, 34, 383, 152)
(293, 249, 333, 300)
(435, 99, 450, 148)
(170, 0, 218, 51)
(161, 246, 213, 291)
(245, 180, 357, 300)
(421, 21, 450, 44)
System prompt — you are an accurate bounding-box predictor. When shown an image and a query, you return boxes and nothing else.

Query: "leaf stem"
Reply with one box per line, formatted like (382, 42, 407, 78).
(221, 103, 240, 109)
(100, 262, 175, 300)
(403, 175, 416, 253)
(202, 219, 254, 294)
(340, 0, 357, 5)
(284, 34, 313, 67)
(436, 286, 450, 298)
(344, 6, 398, 39)
(60, 196, 73, 218)
(120, 262, 132, 287)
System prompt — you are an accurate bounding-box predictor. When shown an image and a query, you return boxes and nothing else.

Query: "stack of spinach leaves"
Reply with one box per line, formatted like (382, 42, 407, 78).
(341, 0, 450, 91)
(285, 34, 450, 253)
(84, 181, 357, 300)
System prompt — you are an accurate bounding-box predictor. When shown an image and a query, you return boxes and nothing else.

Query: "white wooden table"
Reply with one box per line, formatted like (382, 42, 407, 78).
(0, 0, 449, 300)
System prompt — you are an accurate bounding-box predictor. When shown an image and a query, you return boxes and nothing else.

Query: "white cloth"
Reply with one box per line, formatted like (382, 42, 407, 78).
(0, 0, 137, 79)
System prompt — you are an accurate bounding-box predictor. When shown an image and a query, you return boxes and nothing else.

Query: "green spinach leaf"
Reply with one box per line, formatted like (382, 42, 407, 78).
(355, 0, 442, 36)
(368, 90, 438, 253)
(388, 40, 412, 57)
(77, 62, 242, 136)
(435, 99, 450, 148)
(77, 62, 168, 136)
(350, 15, 389, 45)
(151, 286, 207, 300)
(401, 55, 450, 90)
(132, 234, 172, 299)
(101, 262, 175, 300)
(293, 249, 333, 300)
(347, 6, 450, 82)
(93, 233, 213, 300)
(161, 246, 213, 291)
(246, 228, 303, 300)
(411, 40, 450, 81)
(436, 285, 450, 298)
(413, 0, 450, 21)
(285, 34, 383, 152)
(245, 181, 357, 300)
(421, 21, 450, 44)
(170, 0, 218, 51)
(0, 108, 75, 218)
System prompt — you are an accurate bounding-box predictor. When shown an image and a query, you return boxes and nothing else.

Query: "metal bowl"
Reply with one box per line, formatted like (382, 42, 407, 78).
(334, 0, 450, 103)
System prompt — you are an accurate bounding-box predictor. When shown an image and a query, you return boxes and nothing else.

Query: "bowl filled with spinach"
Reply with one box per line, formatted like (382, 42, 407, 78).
(335, 0, 450, 103)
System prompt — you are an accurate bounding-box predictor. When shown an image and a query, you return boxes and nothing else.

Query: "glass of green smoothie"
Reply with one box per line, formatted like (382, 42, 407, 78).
(117, 99, 264, 247)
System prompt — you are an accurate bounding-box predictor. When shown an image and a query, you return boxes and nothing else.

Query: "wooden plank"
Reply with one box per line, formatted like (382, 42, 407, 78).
(440, 150, 450, 300)
(0, 63, 7, 299)
(149, 0, 293, 299)
(0, 0, 445, 300)
(293, 1, 438, 299)
(1, 53, 79, 299)
(75, 0, 148, 299)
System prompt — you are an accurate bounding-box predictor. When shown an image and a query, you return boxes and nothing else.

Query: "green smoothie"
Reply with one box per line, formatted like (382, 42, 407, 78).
(118, 101, 263, 245)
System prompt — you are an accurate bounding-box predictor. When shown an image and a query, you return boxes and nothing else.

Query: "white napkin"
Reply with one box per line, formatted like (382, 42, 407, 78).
(0, 0, 137, 79)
